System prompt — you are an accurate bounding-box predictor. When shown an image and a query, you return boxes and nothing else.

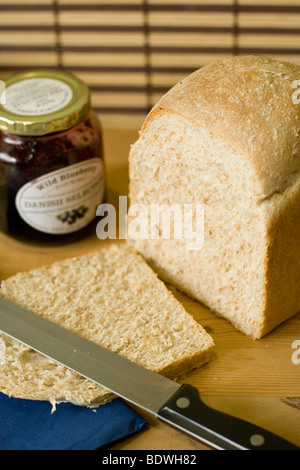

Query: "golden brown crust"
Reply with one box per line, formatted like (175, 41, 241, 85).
(262, 178, 300, 337)
(142, 55, 300, 198)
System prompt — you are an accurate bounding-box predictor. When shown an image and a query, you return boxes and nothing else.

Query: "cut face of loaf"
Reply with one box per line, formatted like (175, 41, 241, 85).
(0, 243, 213, 408)
(129, 55, 300, 339)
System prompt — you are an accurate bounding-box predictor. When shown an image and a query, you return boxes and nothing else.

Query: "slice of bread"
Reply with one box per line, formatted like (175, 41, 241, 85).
(0, 243, 213, 408)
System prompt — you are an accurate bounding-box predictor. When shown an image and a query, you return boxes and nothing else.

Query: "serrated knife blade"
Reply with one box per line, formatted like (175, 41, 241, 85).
(0, 296, 298, 451)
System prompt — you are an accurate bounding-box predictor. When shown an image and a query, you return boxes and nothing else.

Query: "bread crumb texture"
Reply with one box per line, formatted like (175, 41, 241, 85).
(0, 243, 213, 407)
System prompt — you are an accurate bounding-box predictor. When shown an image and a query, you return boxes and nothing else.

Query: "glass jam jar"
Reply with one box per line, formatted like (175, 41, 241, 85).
(0, 70, 105, 245)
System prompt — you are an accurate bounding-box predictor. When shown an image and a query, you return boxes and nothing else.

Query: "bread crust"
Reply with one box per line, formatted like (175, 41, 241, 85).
(262, 178, 300, 336)
(142, 55, 300, 198)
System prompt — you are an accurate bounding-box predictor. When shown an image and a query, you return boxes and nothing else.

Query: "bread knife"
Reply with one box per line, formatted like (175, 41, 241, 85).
(0, 296, 298, 451)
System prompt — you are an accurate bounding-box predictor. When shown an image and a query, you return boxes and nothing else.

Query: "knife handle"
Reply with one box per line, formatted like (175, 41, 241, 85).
(158, 384, 299, 450)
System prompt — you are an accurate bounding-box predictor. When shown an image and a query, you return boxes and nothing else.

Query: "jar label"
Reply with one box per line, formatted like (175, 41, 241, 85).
(3, 78, 73, 116)
(15, 159, 105, 235)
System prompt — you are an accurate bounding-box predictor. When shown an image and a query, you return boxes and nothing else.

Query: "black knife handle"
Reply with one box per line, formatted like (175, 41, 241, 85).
(158, 384, 299, 450)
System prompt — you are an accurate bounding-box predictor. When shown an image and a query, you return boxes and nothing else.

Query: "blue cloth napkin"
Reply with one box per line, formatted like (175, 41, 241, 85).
(0, 393, 148, 450)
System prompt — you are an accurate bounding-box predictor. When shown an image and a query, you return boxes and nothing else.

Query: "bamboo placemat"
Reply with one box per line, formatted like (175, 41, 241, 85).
(0, 0, 300, 129)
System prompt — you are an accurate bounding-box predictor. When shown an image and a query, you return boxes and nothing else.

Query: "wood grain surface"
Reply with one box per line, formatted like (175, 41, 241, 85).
(0, 129, 299, 450)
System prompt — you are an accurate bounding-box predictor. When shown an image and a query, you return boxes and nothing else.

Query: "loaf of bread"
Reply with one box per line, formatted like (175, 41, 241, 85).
(129, 55, 300, 339)
(0, 243, 213, 408)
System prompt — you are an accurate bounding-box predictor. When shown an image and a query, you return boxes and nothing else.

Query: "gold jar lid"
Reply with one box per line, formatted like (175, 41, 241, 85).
(0, 69, 91, 136)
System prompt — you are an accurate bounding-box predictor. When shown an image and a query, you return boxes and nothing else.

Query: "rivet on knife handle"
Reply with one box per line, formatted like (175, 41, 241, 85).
(157, 384, 299, 450)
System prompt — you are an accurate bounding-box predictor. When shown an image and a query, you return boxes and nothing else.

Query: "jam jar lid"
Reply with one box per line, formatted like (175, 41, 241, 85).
(0, 69, 91, 136)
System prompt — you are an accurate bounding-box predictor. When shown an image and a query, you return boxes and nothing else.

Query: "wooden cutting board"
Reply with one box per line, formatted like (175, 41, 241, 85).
(0, 129, 299, 450)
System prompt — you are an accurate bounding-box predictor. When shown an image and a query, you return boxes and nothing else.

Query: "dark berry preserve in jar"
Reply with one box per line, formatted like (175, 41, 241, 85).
(0, 70, 105, 245)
